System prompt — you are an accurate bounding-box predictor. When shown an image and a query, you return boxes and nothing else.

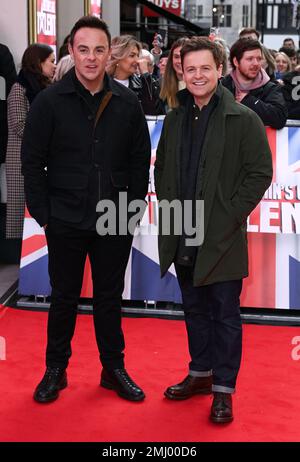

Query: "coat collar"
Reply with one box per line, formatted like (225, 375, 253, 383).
(176, 82, 241, 116)
(56, 68, 121, 97)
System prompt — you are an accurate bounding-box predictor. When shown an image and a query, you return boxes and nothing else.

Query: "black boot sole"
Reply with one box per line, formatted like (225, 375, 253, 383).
(33, 378, 68, 404)
(210, 414, 234, 424)
(100, 379, 145, 402)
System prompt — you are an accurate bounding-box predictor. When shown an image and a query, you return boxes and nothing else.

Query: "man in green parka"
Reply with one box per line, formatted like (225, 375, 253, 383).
(154, 37, 273, 424)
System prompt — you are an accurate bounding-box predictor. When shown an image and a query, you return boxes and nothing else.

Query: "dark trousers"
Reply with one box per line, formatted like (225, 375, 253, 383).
(175, 265, 243, 392)
(45, 223, 133, 371)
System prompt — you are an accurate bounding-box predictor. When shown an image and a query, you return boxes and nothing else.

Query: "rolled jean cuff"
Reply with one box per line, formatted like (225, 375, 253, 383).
(189, 369, 213, 377)
(212, 384, 235, 394)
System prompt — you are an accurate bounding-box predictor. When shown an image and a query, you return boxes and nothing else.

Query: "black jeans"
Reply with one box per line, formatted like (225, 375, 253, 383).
(175, 265, 243, 392)
(45, 222, 133, 371)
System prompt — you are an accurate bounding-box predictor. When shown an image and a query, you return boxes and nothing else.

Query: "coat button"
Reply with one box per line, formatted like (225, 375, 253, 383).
(88, 115, 93, 121)
(94, 138, 99, 143)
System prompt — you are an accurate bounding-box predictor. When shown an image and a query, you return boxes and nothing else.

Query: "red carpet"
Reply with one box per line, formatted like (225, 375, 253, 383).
(0, 306, 300, 442)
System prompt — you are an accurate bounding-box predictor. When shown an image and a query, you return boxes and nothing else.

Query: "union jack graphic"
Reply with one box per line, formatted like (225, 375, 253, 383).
(18, 123, 300, 309)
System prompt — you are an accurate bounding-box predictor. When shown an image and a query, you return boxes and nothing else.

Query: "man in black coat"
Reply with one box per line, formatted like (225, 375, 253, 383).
(0, 43, 16, 164)
(21, 16, 151, 404)
(222, 38, 288, 129)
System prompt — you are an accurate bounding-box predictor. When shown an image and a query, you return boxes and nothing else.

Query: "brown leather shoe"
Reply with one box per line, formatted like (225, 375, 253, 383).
(210, 392, 233, 423)
(164, 375, 212, 400)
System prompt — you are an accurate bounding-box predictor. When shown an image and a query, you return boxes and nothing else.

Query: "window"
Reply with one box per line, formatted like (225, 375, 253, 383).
(257, 0, 295, 32)
(197, 5, 203, 20)
(212, 4, 232, 28)
(242, 5, 249, 28)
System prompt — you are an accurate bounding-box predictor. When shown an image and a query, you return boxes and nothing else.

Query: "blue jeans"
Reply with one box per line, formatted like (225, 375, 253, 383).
(175, 265, 243, 393)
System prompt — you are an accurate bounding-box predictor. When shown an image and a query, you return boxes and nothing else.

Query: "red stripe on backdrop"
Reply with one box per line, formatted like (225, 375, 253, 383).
(21, 235, 47, 259)
(24, 207, 31, 219)
(81, 257, 93, 298)
(241, 128, 277, 309)
(241, 233, 276, 308)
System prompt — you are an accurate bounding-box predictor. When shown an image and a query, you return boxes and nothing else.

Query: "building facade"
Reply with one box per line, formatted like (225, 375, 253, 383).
(185, 0, 257, 46)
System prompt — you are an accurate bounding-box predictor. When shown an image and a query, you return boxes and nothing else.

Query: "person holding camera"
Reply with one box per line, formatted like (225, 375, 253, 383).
(106, 35, 164, 115)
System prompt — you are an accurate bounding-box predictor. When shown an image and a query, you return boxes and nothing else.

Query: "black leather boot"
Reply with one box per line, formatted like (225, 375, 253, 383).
(33, 367, 67, 403)
(100, 368, 145, 402)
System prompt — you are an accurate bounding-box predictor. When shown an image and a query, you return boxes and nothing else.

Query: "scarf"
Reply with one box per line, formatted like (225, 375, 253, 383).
(230, 68, 270, 95)
(16, 69, 46, 105)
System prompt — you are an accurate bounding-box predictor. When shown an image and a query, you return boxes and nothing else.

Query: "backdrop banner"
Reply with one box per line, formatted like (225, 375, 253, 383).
(18, 120, 300, 309)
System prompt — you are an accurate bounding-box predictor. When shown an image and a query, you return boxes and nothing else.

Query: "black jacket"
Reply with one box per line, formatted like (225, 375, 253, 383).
(129, 73, 165, 115)
(21, 69, 151, 228)
(281, 71, 300, 120)
(221, 74, 288, 129)
(0, 43, 17, 163)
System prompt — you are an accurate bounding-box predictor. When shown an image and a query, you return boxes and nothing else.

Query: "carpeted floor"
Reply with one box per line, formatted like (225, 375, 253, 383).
(0, 306, 300, 442)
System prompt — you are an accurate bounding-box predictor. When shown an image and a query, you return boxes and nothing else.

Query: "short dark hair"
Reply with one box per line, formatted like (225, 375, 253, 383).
(230, 38, 262, 69)
(283, 37, 295, 45)
(160, 50, 170, 59)
(180, 36, 223, 68)
(279, 46, 296, 58)
(69, 15, 111, 47)
(239, 28, 260, 40)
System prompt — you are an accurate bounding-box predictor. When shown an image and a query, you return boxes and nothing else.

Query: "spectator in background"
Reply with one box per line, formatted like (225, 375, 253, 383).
(58, 34, 71, 61)
(160, 37, 190, 111)
(281, 68, 300, 120)
(275, 51, 292, 80)
(106, 35, 163, 115)
(262, 45, 276, 81)
(239, 28, 260, 41)
(53, 54, 74, 82)
(296, 49, 300, 66)
(282, 37, 296, 50)
(139, 49, 155, 74)
(157, 50, 169, 79)
(0, 43, 17, 166)
(214, 38, 229, 76)
(279, 47, 298, 70)
(5, 44, 55, 241)
(151, 32, 164, 67)
(222, 38, 288, 129)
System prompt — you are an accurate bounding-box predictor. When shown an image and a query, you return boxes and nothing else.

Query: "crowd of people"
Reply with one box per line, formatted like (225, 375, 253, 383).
(0, 27, 299, 243)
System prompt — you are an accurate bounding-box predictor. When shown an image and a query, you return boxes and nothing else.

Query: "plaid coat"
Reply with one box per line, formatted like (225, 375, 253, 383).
(5, 82, 29, 238)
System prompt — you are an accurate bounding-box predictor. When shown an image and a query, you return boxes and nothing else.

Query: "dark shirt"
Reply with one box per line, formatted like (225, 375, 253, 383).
(50, 74, 109, 233)
(177, 88, 219, 267)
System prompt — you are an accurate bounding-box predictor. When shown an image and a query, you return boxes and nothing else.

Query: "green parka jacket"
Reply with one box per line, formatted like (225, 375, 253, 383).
(154, 85, 273, 286)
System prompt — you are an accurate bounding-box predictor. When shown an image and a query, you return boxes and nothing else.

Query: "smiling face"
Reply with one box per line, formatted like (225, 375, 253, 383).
(69, 27, 110, 92)
(182, 49, 222, 108)
(275, 54, 289, 73)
